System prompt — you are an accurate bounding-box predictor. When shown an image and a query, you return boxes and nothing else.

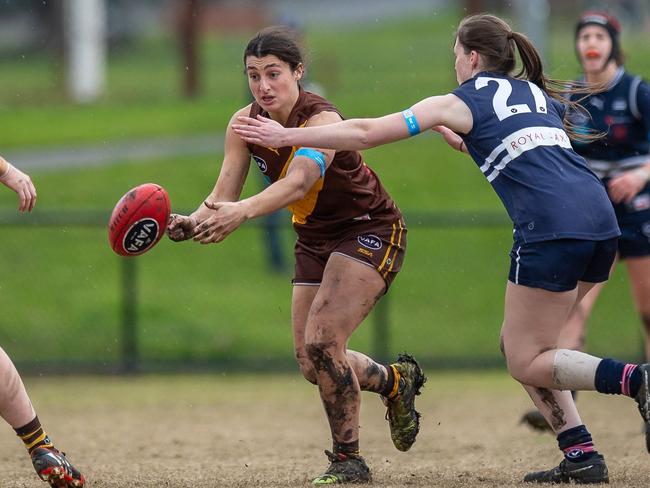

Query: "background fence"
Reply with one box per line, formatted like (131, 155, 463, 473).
(1, 2, 649, 374)
(1, 208, 644, 374)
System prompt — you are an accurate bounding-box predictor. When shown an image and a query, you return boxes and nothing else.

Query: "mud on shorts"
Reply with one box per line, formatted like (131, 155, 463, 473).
(613, 183, 650, 259)
(508, 237, 618, 292)
(293, 219, 407, 291)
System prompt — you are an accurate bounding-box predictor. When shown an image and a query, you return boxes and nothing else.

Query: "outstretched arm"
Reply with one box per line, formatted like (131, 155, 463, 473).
(191, 111, 340, 244)
(232, 94, 473, 151)
(167, 107, 252, 242)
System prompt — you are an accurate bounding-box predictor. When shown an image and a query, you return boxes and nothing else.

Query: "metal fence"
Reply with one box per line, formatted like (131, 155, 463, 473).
(4, 207, 648, 373)
(1, 208, 514, 373)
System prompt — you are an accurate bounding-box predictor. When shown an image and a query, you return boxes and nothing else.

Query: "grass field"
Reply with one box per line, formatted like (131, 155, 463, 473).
(1, 12, 650, 367)
(1, 372, 648, 487)
(2, 12, 650, 148)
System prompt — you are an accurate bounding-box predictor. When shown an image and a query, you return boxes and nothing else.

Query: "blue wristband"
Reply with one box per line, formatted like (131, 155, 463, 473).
(402, 108, 421, 136)
(295, 148, 327, 177)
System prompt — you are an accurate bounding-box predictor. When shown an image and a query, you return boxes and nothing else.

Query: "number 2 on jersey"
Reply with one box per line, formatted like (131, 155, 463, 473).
(475, 77, 547, 121)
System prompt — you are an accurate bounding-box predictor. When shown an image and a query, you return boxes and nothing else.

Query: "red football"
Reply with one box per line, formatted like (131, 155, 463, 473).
(108, 183, 171, 256)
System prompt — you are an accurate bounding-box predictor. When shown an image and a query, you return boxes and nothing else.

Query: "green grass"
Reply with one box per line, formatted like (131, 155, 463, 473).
(1, 12, 649, 368)
(8, 13, 650, 149)
(0, 142, 643, 368)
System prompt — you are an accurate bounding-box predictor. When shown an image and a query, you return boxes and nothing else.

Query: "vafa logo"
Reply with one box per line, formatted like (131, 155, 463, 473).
(253, 155, 267, 173)
(123, 218, 159, 253)
(357, 234, 382, 250)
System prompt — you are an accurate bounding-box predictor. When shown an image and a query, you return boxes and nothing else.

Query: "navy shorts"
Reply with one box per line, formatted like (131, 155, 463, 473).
(612, 183, 650, 259)
(508, 238, 618, 292)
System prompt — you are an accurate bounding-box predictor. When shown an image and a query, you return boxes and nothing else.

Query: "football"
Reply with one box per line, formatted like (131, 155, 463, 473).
(108, 183, 171, 256)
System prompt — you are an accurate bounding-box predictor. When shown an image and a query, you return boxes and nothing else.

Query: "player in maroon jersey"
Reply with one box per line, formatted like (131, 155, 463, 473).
(167, 27, 425, 484)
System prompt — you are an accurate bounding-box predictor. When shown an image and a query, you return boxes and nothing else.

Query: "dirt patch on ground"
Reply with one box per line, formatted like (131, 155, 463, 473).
(0, 372, 646, 487)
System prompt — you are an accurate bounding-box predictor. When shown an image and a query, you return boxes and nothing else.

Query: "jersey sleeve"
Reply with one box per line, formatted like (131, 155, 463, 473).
(550, 97, 568, 120)
(635, 79, 650, 137)
(451, 82, 480, 136)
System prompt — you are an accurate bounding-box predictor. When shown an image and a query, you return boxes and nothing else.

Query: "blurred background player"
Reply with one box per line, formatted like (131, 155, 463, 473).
(0, 155, 85, 487)
(522, 10, 650, 434)
(166, 26, 425, 485)
(233, 14, 650, 484)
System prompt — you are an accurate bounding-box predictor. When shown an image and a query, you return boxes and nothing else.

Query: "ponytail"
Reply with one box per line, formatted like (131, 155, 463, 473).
(457, 14, 603, 143)
(510, 32, 544, 91)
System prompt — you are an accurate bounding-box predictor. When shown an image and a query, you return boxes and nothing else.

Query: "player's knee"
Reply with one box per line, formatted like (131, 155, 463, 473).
(499, 335, 506, 357)
(305, 340, 337, 368)
(507, 366, 529, 384)
(503, 354, 531, 384)
(295, 353, 317, 385)
(506, 362, 527, 383)
(300, 368, 317, 385)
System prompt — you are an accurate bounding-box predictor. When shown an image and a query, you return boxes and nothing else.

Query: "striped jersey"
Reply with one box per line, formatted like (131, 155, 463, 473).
(568, 68, 650, 178)
(452, 71, 619, 244)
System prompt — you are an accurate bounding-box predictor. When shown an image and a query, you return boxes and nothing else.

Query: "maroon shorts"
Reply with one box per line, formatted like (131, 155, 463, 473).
(293, 219, 407, 291)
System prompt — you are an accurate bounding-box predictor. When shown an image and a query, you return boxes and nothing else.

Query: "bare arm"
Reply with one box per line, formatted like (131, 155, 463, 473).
(232, 94, 473, 151)
(167, 107, 252, 241)
(194, 109, 253, 216)
(608, 80, 650, 203)
(192, 111, 340, 244)
(432, 126, 469, 153)
(608, 161, 650, 204)
(0, 155, 37, 212)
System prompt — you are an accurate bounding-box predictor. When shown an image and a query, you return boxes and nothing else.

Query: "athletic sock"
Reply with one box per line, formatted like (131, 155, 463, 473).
(333, 440, 360, 457)
(558, 425, 596, 463)
(14, 416, 54, 454)
(595, 358, 641, 396)
(381, 364, 400, 399)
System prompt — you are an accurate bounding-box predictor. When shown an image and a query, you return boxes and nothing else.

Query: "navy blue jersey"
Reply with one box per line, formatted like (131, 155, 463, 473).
(452, 71, 619, 244)
(568, 68, 650, 178)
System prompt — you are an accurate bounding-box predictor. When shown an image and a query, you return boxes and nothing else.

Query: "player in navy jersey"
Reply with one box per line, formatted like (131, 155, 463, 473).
(234, 13, 650, 484)
(0, 155, 85, 487)
(521, 10, 650, 435)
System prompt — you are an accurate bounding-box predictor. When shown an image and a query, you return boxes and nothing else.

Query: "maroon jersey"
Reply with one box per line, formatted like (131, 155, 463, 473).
(247, 87, 402, 240)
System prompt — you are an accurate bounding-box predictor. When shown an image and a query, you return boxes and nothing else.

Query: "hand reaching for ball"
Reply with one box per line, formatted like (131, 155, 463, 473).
(167, 214, 197, 242)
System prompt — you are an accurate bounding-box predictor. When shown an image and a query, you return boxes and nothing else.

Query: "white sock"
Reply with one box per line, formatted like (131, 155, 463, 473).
(552, 349, 602, 391)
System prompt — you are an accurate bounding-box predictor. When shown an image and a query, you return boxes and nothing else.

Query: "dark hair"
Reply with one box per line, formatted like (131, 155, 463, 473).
(575, 10, 625, 66)
(456, 14, 601, 142)
(243, 26, 304, 71)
